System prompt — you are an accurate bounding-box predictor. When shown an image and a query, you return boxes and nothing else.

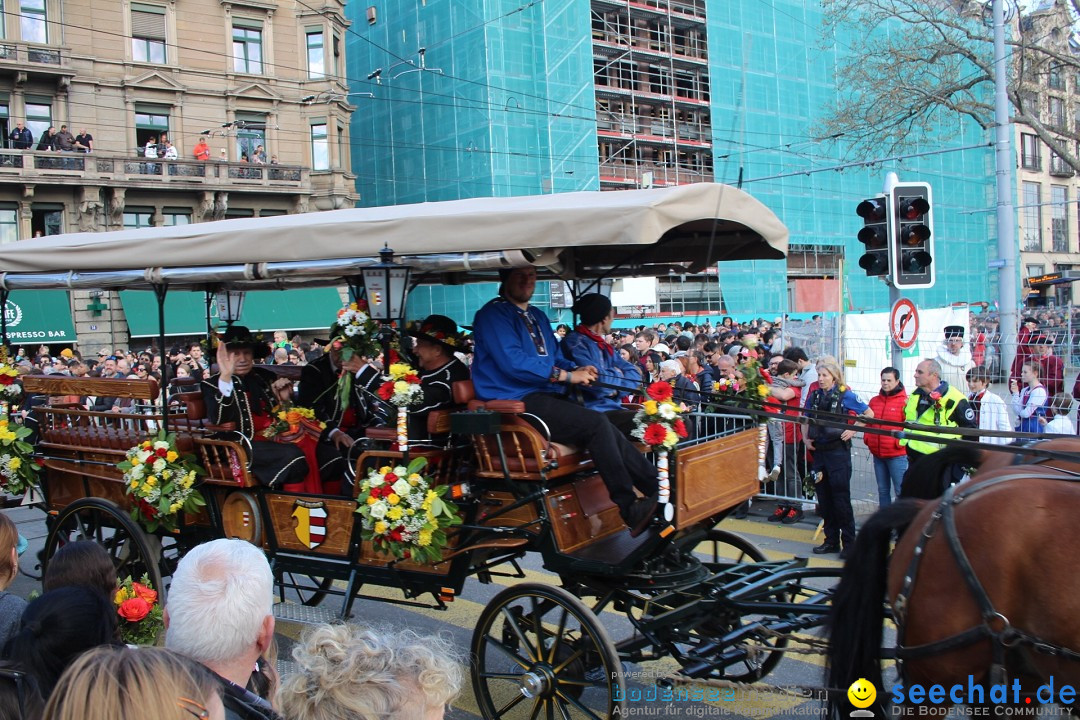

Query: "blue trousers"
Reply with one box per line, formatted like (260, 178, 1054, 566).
(811, 445, 856, 548)
(872, 455, 908, 507)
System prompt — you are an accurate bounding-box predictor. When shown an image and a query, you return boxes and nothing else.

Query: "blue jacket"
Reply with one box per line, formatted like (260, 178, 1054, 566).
(560, 328, 642, 411)
(471, 297, 574, 401)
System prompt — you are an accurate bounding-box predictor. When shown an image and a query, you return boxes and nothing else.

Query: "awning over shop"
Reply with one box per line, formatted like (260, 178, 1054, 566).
(120, 287, 345, 338)
(2, 290, 77, 344)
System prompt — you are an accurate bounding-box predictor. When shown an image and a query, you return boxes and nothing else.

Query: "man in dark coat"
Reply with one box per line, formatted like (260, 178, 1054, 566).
(405, 315, 471, 440)
(201, 326, 311, 487)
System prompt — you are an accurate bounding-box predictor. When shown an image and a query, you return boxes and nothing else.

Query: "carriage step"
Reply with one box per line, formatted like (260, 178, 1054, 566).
(273, 601, 339, 626)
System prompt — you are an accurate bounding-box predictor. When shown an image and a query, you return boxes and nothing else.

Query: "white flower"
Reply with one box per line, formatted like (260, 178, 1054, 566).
(391, 479, 411, 496)
(344, 325, 359, 337)
(136, 449, 152, 463)
(369, 502, 387, 519)
(658, 404, 676, 420)
(130, 465, 145, 479)
(153, 458, 167, 472)
(153, 441, 169, 451)
(393, 466, 408, 476)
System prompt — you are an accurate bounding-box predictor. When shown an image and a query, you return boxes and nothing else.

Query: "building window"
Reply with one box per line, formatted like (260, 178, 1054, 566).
(135, 107, 170, 151)
(162, 210, 190, 226)
(232, 23, 263, 75)
(20, 0, 47, 44)
(1048, 63, 1064, 91)
(131, 4, 167, 64)
(25, 99, 51, 145)
(1022, 181, 1042, 252)
(306, 29, 324, 79)
(0, 206, 17, 244)
(1048, 97, 1065, 129)
(1051, 185, 1069, 253)
(1020, 91, 1040, 122)
(234, 113, 267, 162)
(1050, 147, 1071, 175)
(1027, 264, 1045, 279)
(310, 123, 328, 170)
(123, 210, 155, 229)
(1020, 133, 1040, 170)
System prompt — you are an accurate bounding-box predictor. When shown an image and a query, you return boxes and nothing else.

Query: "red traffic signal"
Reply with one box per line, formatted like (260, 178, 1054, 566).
(889, 182, 935, 289)
(856, 196, 890, 277)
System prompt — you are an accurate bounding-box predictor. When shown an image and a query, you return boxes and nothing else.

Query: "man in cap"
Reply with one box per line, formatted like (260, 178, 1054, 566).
(202, 325, 316, 487)
(1010, 316, 1040, 384)
(560, 293, 643, 435)
(935, 325, 973, 391)
(471, 267, 659, 536)
(404, 314, 471, 439)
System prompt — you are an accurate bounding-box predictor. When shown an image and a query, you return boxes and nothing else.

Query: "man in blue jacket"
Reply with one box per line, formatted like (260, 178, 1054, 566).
(472, 268, 658, 536)
(561, 293, 643, 436)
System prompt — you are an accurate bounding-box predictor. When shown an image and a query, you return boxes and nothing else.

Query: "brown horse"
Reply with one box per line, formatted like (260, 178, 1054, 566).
(826, 437, 1080, 717)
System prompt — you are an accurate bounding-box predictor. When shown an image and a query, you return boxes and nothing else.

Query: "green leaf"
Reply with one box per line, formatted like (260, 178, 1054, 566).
(406, 456, 429, 475)
(430, 497, 446, 517)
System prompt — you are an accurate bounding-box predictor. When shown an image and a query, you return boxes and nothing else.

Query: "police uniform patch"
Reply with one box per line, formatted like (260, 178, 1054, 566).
(964, 407, 975, 422)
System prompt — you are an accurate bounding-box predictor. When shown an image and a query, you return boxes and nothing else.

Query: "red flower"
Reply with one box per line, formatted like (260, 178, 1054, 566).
(377, 381, 394, 400)
(384, 473, 398, 483)
(137, 498, 158, 520)
(0, 375, 12, 386)
(647, 381, 673, 402)
(389, 527, 403, 542)
(673, 419, 688, 438)
(132, 582, 158, 605)
(387, 349, 400, 365)
(332, 340, 343, 350)
(117, 597, 151, 623)
(34, 458, 44, 467)
(155, 447, 168, 457)
(404, 374, 420, 384)
(643, 423, 668, 446)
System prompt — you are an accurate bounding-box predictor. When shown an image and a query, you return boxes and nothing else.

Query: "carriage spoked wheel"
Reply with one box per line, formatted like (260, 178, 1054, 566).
(471, 583, 626, 720)
(278, 572, 334, 607)
(693, 529, 767, 566)
(43, 498, 165, 595)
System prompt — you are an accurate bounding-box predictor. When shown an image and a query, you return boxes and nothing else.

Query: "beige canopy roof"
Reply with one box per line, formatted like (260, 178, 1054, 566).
(0, 183, 787, 290)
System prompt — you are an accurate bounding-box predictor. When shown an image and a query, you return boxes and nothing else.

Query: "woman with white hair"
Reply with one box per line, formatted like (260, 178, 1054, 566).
(276, 623, 462, 720)
(802, 359, 873, 559)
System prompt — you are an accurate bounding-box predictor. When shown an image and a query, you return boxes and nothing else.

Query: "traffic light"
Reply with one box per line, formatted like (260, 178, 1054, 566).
(890, 182, 935, 289)
(856, 196, 890, 276)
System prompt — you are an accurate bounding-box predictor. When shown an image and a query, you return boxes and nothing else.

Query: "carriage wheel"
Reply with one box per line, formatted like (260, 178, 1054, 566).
(471, 583, 625, 720)
(694, 529, 767, 565)
(43, 498, 164, 596)
(279, 572, 334, 607)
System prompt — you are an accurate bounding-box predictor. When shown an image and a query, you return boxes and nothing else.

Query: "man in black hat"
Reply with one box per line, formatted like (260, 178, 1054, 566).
(936, 325, 973, 392)
(202, 326, 312, 487)
(471, 267, 659, 537)
(1034, 334, 1064, 396)
(560, 293, 643, 435)
(404, 314, 471, 439)
(1010, 316, 1040, 384)
(296, 328, 387, 465)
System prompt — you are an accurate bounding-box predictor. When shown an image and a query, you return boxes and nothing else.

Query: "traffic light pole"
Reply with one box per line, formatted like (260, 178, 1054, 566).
(884, 173, 904, 371)
(993, 0, 1018, 381)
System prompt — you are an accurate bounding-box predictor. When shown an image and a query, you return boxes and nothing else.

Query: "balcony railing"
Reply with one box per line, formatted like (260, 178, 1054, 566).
(0, 150, 308, 189)
(0, 41, 70, 72)
(598, 161, 712, 186)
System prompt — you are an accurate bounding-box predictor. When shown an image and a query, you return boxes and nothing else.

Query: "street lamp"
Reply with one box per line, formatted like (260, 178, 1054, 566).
(214, 289, 245, 327)
(360, 245, 411, 325)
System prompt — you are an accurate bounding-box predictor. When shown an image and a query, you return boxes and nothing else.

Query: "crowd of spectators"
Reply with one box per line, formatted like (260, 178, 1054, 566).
(6, 122, 93, 153)
(0, 537, 462, 720)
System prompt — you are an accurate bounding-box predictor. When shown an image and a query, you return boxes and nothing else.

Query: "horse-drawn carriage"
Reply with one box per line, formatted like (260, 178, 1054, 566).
(1, 184, 845, 718)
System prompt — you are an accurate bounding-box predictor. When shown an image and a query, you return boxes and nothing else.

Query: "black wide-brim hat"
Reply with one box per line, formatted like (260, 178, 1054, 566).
(944, 325, 965, 339)
(406, 314, 467, 354)
(218, 325, 270, 360)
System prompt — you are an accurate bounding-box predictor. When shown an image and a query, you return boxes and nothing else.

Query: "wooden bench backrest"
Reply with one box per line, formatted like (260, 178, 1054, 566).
(23, 375, 160, 401)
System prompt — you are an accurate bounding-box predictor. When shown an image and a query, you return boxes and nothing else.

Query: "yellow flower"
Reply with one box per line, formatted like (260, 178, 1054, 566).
(378, 466, 392, 475)
(166, 451, 178, 462)
(387, 506, 403, 521)
(643, 400, 658, 415)
(405, 508, 415, 516)
(162, 470, 171, 479)
(114, 587, 132, 604)
(349, 302, 358, 311)
(145, 476, 157, 488)
(417, 530, 433, 547)
(374, 520, 388, 534)
(277, 411, 287, 420)
(169, 502, 182, 513)
(8, 458, 20, 470)
(665, 429, 678, 447)
(757, 384, 769, 398)
(366, 495, 378, 505)
(387, 493, 400, 506)
(180, 475, 193, 490)
(408, 473, 421, 485)
(393, 380, 409, 394)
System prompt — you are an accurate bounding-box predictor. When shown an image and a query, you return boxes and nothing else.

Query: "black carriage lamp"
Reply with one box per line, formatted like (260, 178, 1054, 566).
(361, 245, 412, 326)
(214, 289, 246, 328)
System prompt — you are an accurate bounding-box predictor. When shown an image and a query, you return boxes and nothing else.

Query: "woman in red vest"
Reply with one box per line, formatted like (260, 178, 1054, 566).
(865, 366, 908, 507)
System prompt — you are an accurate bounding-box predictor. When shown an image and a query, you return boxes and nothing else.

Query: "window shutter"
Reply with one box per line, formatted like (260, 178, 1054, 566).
(131, 8, 166, 40)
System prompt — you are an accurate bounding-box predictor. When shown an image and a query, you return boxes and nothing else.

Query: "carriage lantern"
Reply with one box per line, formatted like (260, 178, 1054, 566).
(361, 245, 411, 325)
(214, 289, 246, 327)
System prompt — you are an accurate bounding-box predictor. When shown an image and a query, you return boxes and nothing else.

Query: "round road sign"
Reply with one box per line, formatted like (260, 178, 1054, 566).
(890, 298, 919, 350)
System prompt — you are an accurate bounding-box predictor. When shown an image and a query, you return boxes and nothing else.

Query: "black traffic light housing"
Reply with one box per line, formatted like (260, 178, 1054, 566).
(890, 182, 935, 289)
(856, 196, 890, 277)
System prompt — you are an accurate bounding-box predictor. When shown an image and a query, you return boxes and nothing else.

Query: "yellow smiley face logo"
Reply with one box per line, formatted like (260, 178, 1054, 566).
(847, 678, 877, 709)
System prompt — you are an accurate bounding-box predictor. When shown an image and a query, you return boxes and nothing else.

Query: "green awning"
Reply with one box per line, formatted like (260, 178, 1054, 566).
(2, 290, 77, 343)
(120, 288, 345, 338)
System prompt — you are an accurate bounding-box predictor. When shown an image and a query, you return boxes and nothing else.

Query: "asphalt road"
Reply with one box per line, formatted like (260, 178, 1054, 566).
(5, 497, 864, 720)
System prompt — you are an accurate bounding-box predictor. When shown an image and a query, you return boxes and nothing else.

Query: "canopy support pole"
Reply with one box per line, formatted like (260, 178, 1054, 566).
(204, 291, 215, 351)
(0, 288, 8, 348)
(153, 283, 169, 434)
(346, 276, 363, 304)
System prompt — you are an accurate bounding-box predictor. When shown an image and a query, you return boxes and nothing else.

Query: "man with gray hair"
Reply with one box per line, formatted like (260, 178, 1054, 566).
(165, 538, 282, 720)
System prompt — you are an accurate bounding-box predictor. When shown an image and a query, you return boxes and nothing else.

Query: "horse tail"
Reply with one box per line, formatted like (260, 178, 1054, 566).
(898, 443, 983, 500)
(825, 499, 926, 718)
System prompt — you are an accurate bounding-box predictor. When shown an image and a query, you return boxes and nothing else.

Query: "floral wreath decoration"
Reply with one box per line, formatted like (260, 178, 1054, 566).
(118, 432, 206, 533)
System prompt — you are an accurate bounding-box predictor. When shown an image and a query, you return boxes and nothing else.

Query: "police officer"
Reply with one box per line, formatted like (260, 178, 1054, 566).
(803, 359, 873, 558)
(900, 357, 977, 497)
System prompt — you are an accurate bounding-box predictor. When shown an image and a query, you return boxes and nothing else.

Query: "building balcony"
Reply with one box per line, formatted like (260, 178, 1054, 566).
(592, 36, 708, 66)
(592, 0, 706, 24)
(0, 151, 310, 193)
(0, 41, 75, 79)
(594, 82, 710, 107)
(597, 122, 712, 147)
(598, 161, 712, 187)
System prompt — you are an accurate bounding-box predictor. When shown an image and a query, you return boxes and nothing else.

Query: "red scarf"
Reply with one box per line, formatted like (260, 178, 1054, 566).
(576, 324, 614, 356)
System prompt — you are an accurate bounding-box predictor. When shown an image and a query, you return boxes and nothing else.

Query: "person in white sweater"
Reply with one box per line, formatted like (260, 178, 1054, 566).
(965, 368, 1011, 444)
(1042, 392, 1076, 435)
(936, 325, 974, 392)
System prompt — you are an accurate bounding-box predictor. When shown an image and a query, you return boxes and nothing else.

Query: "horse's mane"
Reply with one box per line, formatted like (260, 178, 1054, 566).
(899, 443, 984, 500)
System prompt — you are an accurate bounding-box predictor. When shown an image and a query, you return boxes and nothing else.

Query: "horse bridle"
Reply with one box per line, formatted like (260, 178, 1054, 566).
(893, 470, 1080, 685)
